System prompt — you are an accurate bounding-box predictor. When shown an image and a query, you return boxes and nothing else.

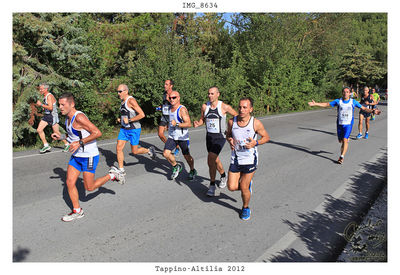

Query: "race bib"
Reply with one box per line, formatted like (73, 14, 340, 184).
(235, 139, 248, 152)
(162, 105, 170, 115)
(339, 106, 352, 125)
(206, 118, 219, 133)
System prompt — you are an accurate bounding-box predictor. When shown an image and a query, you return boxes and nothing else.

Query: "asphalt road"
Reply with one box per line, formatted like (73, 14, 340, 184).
(13, 102, 387, 262)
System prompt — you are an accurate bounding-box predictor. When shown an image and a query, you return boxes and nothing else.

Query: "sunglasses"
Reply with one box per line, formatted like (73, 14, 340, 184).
(117, 90, 125, 93)
(170, 96, 178, 99)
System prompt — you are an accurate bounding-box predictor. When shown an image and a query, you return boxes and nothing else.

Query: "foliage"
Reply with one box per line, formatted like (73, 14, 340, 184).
(12, 12, 387, 147)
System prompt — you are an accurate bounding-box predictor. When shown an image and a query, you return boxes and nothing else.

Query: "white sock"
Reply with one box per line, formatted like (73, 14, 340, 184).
(340, 155, 344, 158)
(44, 143, 49, 147)
(73, 208, 81, 213)
(119, 167, 125, 172)
(109, 173, 116, 180)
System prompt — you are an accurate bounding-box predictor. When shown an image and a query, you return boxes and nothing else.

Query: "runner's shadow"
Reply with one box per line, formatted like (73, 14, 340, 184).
(174, 168, 240, 214)
(298, 127, 337, 137)
(268, 140, 336, 163)
(51, 167, 115, 209)
(98, 147, 117, 167)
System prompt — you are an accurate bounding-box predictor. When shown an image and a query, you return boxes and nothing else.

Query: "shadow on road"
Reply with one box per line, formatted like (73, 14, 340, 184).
(298, 127, 337, 137)
(266, 150, 387, 262)
(51, 167, 116, 209)
(269, 140, 336, 163)
(13, 246, 30, 262)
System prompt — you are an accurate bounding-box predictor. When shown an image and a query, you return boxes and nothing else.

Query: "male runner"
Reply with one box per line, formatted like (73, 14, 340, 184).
(36, 83, 69, 153)
(308, 87, 381, 164)
(157, 79, 180, 156)
(356, 87, 378, 139)
(193, 86, 237, 196)
(226, 97, 270, 221)
(371, 88, 380, 121)
(113, 84, 156, 182)
(51, 93, 124, 222)
(162, 91, 197, 180)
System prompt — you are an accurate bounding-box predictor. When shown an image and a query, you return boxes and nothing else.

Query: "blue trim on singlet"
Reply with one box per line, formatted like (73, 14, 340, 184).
(69, 113, 81, 137)
(176, 106, 183, 123)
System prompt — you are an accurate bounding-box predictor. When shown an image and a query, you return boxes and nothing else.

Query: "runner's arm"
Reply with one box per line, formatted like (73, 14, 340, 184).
(194, 104, 206, 127)
(226, 118, 235, 150)
(246, 118, 270, 148)
(128, 97, 145, 122)
(74, 114, 102, 144)
(308, 100, 330, 108)
(177, 106, 192, 128)
(223, 102, 238, 117)
(37, 94, 55, 111)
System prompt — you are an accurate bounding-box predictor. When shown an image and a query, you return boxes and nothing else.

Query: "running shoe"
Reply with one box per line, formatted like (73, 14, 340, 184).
(109, 166, 126, 184)
(63, 144, 70, 153)
(174, 148, 180, 157)
(188, 169, 197, 180)
(364, 133, 369, 139)
(171, 164, 182, 180)
(148, 146, 156, 160)
(356, 133, 363, 139)
(39, 145, 51, 154)
(371, 115, 375, 121)
(337, 156, 344, 164)
(62, 209, 84, 222)
(219, 174, 227, 189)
(206, 184, 216, 196)
(240, 207, 251, 221)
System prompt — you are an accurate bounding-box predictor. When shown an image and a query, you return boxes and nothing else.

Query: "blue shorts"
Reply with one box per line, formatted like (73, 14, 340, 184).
(229, 156, 257, 174)
(118, 128, 141, 145)
(337, 124, 353, 140)
(69, 155, 100, 174)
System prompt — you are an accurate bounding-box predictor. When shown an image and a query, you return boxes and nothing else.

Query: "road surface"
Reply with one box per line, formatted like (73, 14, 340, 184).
(13, 102, 387, 262)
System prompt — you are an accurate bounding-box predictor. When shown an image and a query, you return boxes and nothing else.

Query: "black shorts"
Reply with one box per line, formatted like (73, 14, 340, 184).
(359, 109, 371, 118)
(159, 115, 169, 127)
(229, 156, 257, 174)
(164, 138, 190, 155)
(206, 135, 226, 155)
(42, 113, 59, 126)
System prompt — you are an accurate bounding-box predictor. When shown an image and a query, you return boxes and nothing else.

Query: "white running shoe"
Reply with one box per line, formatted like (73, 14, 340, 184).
(62, 209, 84, 222)
(109, 166, 126, 184)
(206, 185, 217, 196)
(219, 175, 227, 189)
(148, 146, 156, 160)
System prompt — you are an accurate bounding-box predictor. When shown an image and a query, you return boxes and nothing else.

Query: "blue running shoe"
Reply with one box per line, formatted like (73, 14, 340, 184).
(174, 148, 180, 157)
(240, 207, 251, 221)
(356, 133, 363, 139)
(364, 133, 369, 139)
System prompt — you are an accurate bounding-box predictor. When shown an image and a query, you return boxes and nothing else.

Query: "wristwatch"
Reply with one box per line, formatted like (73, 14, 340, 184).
(79, 139, 84, 147)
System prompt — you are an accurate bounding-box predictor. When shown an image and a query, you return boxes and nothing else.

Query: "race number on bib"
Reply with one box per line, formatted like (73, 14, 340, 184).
(162, 105, 170, 115)
(206, 118, 219, 133)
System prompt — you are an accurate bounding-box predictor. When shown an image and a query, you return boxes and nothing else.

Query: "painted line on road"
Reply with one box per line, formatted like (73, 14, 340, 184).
(255, 147, 387, 262)
(13, 109, 329, 160)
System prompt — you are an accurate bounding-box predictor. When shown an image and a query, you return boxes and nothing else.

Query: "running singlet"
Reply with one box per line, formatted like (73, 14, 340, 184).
(330, 98, 361, 125)
(231, 116, 258, 165)
(162, 92, 171, 115)
(44, 93, 58, 117)
(360, 96, 373, 109)
(120, 96, 141, 130)
(168, 105, 189, 141)
(66, 111, 99, 157)
(204, 101, 226, 138)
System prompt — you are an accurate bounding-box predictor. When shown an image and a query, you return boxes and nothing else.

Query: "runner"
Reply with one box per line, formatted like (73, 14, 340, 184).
(51, 92, 124, 222)
(157, 79, 180, 156)
(308, 87, 381, 164)
(371, 88, 380, 121)
(193, 86, 237, 196)
(226, 97, 270, 221)
(36, 83, 69, 153)
(162, 91, 197, 180)
(356, 86, 378, 139)
(114, 84, 156, 181)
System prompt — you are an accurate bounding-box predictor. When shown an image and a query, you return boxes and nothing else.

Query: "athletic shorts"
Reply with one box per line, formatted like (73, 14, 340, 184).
(337, 123, 353, 140)
(42, 113, 59, 126)
(164, 138, 190, 155)
(206, 135, 226, 155)
(118, 128, 141, 145)
(359, 109, 371, 118)
(159, 115, 169, 127)
(229, 156, 257, 174)
(68, 155, 99, 174)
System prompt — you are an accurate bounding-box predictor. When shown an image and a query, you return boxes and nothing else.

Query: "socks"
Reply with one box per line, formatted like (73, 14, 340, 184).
(109, 173, 116, 180)
(221, 172, 226, 178)
(210, 181, 216, 186)
(73, 208, 81, 213)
